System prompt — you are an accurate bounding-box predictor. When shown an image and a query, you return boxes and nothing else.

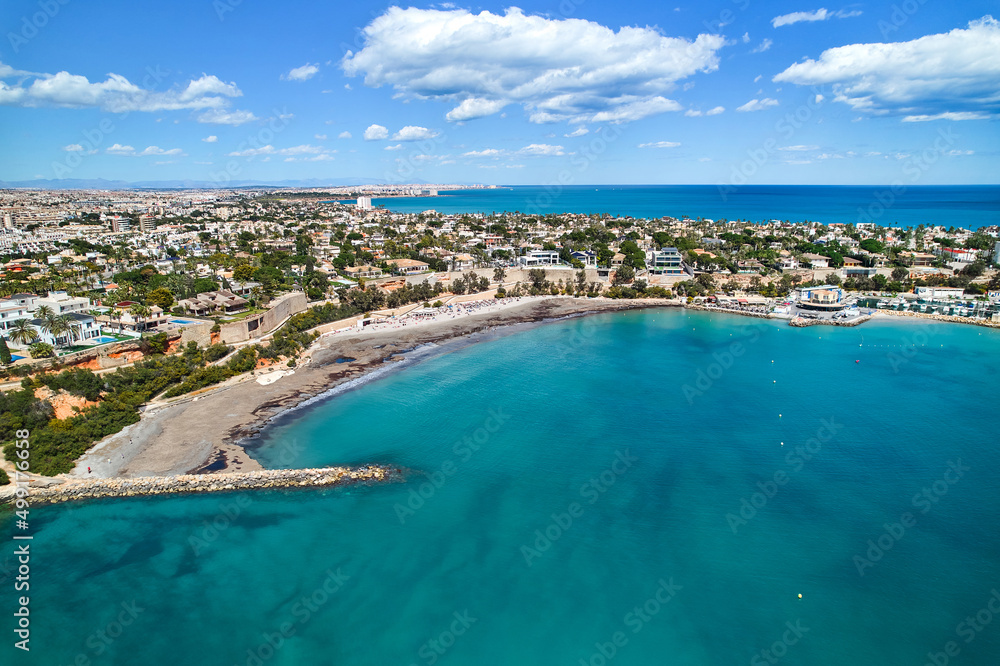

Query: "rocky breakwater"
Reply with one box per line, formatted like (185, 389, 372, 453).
(0, 465, 403, 505)
(789, 314, 872, 328)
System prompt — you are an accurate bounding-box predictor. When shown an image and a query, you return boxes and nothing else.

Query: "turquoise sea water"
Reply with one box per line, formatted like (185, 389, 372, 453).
(367, 185, 1000, 229)
(3, 310, 1000, 665)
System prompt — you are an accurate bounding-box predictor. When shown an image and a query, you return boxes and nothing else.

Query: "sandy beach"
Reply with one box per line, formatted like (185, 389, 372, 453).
(68, 296, 677, 480)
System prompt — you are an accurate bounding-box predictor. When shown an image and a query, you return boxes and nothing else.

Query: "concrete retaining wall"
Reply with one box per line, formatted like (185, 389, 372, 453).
(220, 292, 309, 344)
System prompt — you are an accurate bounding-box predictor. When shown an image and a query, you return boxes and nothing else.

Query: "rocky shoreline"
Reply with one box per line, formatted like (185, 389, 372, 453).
(875, 308, 1000, 328)
(0, 464, 403, 506)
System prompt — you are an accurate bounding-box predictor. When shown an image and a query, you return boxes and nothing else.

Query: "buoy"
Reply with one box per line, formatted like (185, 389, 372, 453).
(856, 360, 860, 363)
(780, 442, 784, 446)
(798, 593, 803, 599)
(779, 414, 782, 418)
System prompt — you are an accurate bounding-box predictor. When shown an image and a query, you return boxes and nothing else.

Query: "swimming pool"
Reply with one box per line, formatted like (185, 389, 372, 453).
(94, 336, 118, 344)
(171, 319, 196, 325)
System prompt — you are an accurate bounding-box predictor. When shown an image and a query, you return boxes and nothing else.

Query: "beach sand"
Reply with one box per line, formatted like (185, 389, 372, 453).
(68, 296, 677, 480)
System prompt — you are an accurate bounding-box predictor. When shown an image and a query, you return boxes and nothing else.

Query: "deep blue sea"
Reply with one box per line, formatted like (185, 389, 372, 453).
(367, 185, 1000, 229)
(3, 310, 1000, 665)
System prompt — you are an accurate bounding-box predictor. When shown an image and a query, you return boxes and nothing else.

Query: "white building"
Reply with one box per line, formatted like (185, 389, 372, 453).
(34, 290, 91, 315)
(518, 250, 562, 267)
(356, 196, 373, 211)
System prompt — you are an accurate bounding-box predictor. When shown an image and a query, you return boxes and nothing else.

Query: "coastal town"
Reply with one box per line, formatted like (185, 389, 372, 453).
(0, 185, 998, 489)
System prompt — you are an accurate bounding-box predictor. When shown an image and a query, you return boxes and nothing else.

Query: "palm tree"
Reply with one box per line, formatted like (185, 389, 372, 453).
(129, 304, 152, 332)
(41, 313, 72, 349)
(34, 305, 55, 320)
(7, 319, 39, 347)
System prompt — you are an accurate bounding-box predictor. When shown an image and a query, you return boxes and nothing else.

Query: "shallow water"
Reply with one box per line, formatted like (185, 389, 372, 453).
(4, 310, 999, 665)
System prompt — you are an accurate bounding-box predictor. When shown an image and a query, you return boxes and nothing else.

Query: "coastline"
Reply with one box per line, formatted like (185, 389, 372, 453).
(64, 296, 680, 481)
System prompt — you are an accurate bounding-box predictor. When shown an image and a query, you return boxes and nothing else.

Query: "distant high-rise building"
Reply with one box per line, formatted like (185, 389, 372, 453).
(356, 196, 373, 211)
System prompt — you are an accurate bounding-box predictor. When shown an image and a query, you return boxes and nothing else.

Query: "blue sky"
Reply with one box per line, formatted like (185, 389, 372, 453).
(1, 0, 997, 185)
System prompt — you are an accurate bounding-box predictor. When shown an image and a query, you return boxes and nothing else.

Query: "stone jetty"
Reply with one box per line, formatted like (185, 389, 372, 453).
(0, 465, 402, 505)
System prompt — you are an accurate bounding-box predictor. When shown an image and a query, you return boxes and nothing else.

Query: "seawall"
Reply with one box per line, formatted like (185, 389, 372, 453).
(0, 464, 402, 506)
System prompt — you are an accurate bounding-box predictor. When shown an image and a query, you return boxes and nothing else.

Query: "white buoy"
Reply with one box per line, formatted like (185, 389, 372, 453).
(798, 593, 803, 599)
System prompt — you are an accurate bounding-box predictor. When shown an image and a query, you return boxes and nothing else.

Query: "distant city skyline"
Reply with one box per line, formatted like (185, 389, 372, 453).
(1, 0, 997, 185)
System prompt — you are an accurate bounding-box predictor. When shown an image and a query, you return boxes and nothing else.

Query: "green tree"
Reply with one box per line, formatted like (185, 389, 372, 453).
(891, 267, 909, 282)
(527, 269, 547, 290)
(7, 319, 38, 346)
(0, 336, 11, 365)
(233, 263, 256, 282)
(146, 287, 175, 310)
(612, 264, 635, 285)
(28, 342, 54, 358)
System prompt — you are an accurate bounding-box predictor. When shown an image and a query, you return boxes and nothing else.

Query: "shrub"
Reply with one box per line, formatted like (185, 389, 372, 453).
(28, 343, 54, 359)
(0, 468, 8, 485)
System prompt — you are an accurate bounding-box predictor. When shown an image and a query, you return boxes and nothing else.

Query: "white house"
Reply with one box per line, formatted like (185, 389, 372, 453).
(801, 253, 829, 269)
(518, 250, 561, 267)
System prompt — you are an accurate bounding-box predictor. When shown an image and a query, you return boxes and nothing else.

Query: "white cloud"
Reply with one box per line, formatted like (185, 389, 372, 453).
(385, 144, 404, 151)
(363, 124, 389, 140)
(698, 157, 712, 162)
(742, 32, 751, 44)
(285, 154, 335, 162)
(0, 66, 244, 116)
(446, 97, 508, 121)
(282, 63, 319, 82)
(771, 8, 863, 27)
(462, 148, 505, 157)
(779, 144, 819, 151)
(392, 126, 440, 141)
(314, 134, 327, 140)
(638, 141, 681, 148)
(105, 144, 185, 157)
(197, 109, 258, 125)
(63, 144, 84, 152)
(586, 96, 682, 124)
(341, 7, 726, 124)
(202, 135, 218, 143)
(706, 105, 725, 115)
(774, 17, 1000, 120)
(518, 143, 564, 156)
(227, 144, 325, 157)
(752, 39, 773, 53)
(139, 146, 183, 156)
(462, 144, 565, 158)
(564, 127, 589, 137)
(947, 149, 974, 156)
(736, 98, 779, 112)
(106, 144, 135, 155)
(338, 131, 352, 139)
(902, 111, 990, 122)
(684, 109, 702, 117)
(772, 9, 830, 27)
